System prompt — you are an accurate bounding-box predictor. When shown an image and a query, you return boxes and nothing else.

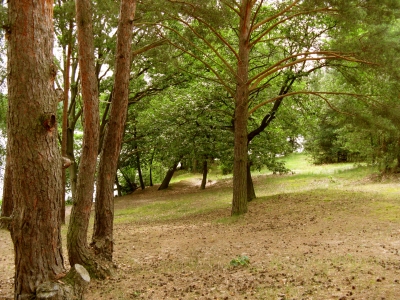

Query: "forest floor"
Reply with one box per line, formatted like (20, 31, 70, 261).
(1, 155, 400, 299)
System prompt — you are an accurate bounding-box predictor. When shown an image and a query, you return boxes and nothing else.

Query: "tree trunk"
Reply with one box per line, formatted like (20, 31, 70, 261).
(247, 162, 256, 202)
(7, 0, 66, 297)
(92, 0, 136, 261)
(158, 161, 179, 190)
(134, 123, 145, 190)
(136, 149, 145, 190)
(98, 91, 112, 154)
(149, 149, 155, 186)
(67, 0, 102, 276)
(231, 0, 252, 215)
(61, 29, 72, 225)
(66, 126, 78, 199)
(115, 174, 123, 197)
(200, 159, 208, 190)
(0, 141, 12, 230)
(149, 167, 154, 186)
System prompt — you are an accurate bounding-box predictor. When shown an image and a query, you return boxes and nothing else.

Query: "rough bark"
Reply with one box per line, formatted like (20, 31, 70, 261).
(0, 141, 12, 230)
(67, 0, 102, 276)
(92, 0, 136, 261)
(231, 0, 252, 215)
(158, 161, 180, 190)
(200, 159, 208, 190)
(35, 264, 89, 300)
(7, 0, 66, 297)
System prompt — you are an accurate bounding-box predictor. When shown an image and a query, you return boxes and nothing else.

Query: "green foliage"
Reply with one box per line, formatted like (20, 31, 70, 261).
(26, 0, 400, 202)
(65, 197, 73, 206)
(229, 255, 250, 268)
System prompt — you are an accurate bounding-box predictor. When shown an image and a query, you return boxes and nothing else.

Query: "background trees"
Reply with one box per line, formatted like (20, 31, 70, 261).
(144, 0, 400, 214)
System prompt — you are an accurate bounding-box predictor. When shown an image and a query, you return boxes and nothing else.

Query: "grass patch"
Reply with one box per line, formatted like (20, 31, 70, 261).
(370, 201, 400, 222)
(114, 154, 392, 225)
(215, 214, 244, 224)
(115, 190, 232, 224)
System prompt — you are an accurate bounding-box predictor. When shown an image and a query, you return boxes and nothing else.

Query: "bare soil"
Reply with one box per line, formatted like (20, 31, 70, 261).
(1, 175, 400, 299)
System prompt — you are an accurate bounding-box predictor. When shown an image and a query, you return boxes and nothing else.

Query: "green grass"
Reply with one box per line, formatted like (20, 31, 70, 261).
(114, 188, 232, 224)
(370, 201, 400, 222)
(278, 153, 372, 175)
(114, 153, 394, 225)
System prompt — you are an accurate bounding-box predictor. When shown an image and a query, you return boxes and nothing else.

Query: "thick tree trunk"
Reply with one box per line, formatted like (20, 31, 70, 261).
(231, 0, 252, 215)
(0, 141, 12, 230)
(200, 159, 208, 190)
(158, 161, 179, 190)
(7, 0, 66, 297)
(67, 0, 102, 275)
(92, 0, 136, 261)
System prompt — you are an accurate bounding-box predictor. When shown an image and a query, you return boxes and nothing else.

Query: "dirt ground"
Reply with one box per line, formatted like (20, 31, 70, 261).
(1, 176, 400, 299)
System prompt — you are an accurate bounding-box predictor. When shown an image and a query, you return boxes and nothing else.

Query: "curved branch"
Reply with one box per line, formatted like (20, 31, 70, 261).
(249, 52, 372, 91)
(157, 29, 235, 96)
(252, 0, 300, 31)
(250, 7, 336, 48)
(220, 0, 240, 16)
(249, 91, 367, 116)
(169, 15, 238, 73)
(132, 39, 167, 57)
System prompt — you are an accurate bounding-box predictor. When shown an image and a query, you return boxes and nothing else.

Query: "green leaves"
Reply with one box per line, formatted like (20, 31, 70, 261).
(229, 255, 250, 268)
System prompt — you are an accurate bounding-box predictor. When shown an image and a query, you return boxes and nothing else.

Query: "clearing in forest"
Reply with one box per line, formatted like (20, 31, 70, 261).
(1, 154, 400, 299)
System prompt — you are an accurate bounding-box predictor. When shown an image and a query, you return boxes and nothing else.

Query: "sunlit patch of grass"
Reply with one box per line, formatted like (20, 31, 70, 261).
(274, 153, 372, 177)
(215, 214, 244, 225)
(114, 190, 232, 224)
(170, 170, 196, 183)
(370, 201, 400, 222)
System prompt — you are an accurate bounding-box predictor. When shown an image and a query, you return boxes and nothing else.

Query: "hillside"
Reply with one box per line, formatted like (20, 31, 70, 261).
(1, 154, 400, 299)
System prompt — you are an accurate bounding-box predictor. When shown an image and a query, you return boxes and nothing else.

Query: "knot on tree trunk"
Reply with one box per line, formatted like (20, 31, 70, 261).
(62, 157, 72, 169)
(41, 114, 57, 132)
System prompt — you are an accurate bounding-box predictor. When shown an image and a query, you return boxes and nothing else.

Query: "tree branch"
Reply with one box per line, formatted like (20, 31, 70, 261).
(249, 52, 372, 91)
(168, 15, 238, 74)
(249, 91, 365, 115)
(132, 39, 168, 57)
(252, 0, 301, 31)
(250, 7, 336, 48)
